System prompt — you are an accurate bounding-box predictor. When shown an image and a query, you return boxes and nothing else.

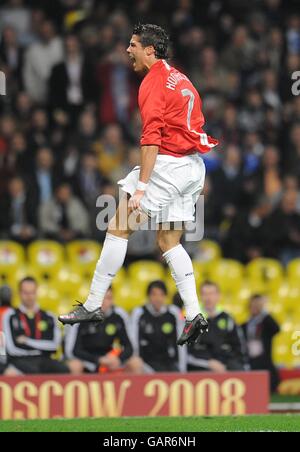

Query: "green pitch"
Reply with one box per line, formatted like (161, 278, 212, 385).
(0, 415, 300, 432)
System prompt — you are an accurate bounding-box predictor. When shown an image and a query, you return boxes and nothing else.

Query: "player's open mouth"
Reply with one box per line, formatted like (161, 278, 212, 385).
(129, 55, 136, 66)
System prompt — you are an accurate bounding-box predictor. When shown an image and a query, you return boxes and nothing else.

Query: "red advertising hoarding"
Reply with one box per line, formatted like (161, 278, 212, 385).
(0, 371, 269, 420)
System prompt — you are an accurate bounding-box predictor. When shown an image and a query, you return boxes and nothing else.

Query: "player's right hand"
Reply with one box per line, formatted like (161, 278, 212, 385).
(128, 190, 145, 210)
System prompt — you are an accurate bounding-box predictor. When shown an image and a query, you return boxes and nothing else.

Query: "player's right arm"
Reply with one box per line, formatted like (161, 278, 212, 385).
(128, 144, 159, 210)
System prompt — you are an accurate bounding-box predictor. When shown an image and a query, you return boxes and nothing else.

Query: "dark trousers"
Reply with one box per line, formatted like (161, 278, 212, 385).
(8, 356, 70, 374)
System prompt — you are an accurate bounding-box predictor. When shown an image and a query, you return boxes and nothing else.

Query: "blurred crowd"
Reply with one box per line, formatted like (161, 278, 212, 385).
(0, 0, 300, 264)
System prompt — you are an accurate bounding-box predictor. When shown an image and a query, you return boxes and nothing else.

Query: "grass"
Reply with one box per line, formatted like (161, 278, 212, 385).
(0, 415, 300, 432)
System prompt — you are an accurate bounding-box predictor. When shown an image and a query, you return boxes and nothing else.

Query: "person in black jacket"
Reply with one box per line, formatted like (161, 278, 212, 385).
(0, 285, 12, 374)
(242, 294, 280, 392)
(2, 277, 69, 375)
(0, 25, 24, 91)
(48, 34, 95, 123)
(264, 189, 300, 265)
(131, 280, 186, 373)
(0, 176, 37, 243)
(26, 147, 63, 207)
(187, 281, 248, 372)
(65, 287, 142, 374)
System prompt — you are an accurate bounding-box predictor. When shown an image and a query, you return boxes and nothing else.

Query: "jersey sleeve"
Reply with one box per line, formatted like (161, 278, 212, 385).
(139, 74, 166, 147)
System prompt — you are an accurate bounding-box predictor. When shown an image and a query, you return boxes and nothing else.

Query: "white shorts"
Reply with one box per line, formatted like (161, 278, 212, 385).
(117, 153, 206, 223)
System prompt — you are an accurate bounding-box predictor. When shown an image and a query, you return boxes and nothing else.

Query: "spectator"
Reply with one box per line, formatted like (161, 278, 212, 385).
(96, 41, 138, 126)
(265, 189, 300, 264)
(211, 144, 244, 222)
(190, 46, 229, 96)
(10, 131, 30, 174)
(0, 0, 32, 46)
(74, 109, 99, 155)
(23, 19, 63, 102)
(0, 25, 24, 91)
(49, 34, 95, 123)
(0, 115, 19, 194)
(0, 285, 12, 375)
(223, 198, 273, 263)
(74, 151, 106, 208)
(27, 107, 51, 152)
(27, 147, 62, 206)
(221, 25, 257, 73)
(242, 294, 280, 392)
(39, 182, 90, 242)
(131, 280, 186, 373)
(0, 176, 37, 243)
(287, 123, 300, 178)
(95, 123, 126, 181)
(258, 145, 283, 206)
(65, 287, 142, 374)
(187, 281, 248, 372)
(14, 91, 33, 129)
(239, 89, 265, 134)
(2, 277, 69, 375)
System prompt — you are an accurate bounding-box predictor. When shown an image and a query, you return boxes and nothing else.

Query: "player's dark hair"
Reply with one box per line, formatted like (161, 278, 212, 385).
(200, 280, 220, 292)
(132, 23, 169, 59)
(19, 277, 37, 290)
(147, 280, 168, 296)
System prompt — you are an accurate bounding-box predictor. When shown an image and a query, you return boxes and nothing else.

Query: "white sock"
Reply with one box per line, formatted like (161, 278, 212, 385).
(84, 233, 128, 311)
(163, 244, 201, 321)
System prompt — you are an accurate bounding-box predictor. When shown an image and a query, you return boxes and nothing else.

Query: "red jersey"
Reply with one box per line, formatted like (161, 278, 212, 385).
(138, 59, 219, 157)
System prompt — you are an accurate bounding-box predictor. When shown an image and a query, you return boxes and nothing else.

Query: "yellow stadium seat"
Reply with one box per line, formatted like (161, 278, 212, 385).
(27, 241, 65, 280)
(37, 284, 60, 313)
(53, 267, 83, 298)
(209, 259, 244, 294)
(0, 241, 25, 285)
(284, 285, 300, 314)
(246, 258, 284, 293)
(128, 260, 165, 290)
(111, 267, 127, 291)
(192, 260, 211, 286)
(268, 302, 287, 324)
(273, 333, 295, 368)
(221, 301, 248, 325)
(114, 281, 145, 312)
(287, 259, 300, 288)
(66, 240, 102, 280)
(57, 299, 74, 317)
(195, 240, 222, 263)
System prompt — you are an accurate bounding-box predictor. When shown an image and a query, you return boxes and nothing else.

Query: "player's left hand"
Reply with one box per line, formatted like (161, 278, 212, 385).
(128, 190, 145, 210)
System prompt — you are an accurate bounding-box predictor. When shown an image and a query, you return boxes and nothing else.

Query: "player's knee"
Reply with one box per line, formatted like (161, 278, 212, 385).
(107, 224, 130, 240)
(107, 214, 131, 239)
(157, 232, 178, 254)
